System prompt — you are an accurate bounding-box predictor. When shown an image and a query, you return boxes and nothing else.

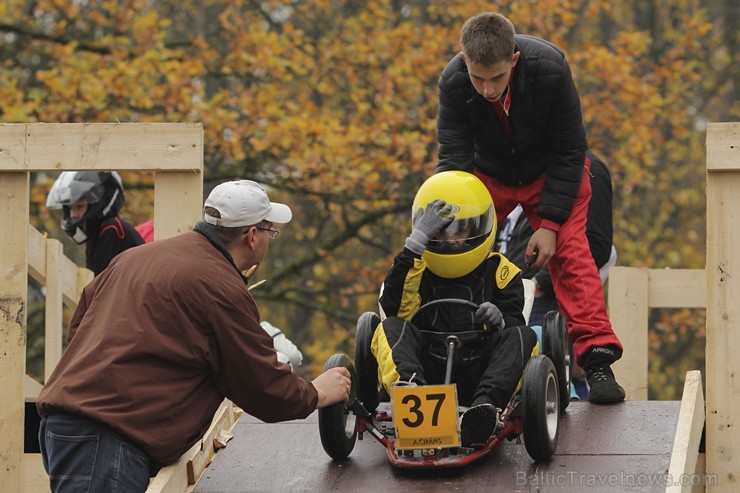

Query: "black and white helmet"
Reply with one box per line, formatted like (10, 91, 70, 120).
(46, 171, 125, 244)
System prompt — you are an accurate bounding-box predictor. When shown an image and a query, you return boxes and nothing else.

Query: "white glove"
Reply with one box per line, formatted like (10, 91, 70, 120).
(261, 321, 303, 369)
(474, 302, 504, 330)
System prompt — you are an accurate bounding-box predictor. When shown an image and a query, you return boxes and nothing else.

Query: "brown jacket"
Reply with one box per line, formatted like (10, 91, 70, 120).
(37, 226, 318, 465)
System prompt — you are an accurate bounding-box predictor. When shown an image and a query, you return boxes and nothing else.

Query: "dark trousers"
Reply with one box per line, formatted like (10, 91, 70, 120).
(374, 316, 538, 409)
(39, 413, 151, 493)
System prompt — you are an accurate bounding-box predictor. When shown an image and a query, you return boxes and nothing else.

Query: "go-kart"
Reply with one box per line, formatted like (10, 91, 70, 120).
(318, 298, 570, 468)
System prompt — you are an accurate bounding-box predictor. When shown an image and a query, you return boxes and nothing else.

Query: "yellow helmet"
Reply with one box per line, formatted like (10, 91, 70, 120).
(412, 171, 496, 278)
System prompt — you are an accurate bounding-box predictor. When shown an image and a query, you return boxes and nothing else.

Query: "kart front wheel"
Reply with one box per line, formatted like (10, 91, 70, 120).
(522, 354, 560, 462)
(542, 310, 570, 413)
(355, 312, 380, 412)
(318, 354, 359, 460)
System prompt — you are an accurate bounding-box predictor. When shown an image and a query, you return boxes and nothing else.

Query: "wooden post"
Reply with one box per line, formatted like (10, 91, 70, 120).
(0, 172, 30, 492)
(608, 266, 649, 400)
(44, 239, 65, 381)
(706, 122, 740, 490)
(154, 171, 204, 240)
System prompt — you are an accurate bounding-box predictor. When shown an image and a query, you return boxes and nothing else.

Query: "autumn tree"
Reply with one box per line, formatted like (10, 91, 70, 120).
(2, 0, 735, 394)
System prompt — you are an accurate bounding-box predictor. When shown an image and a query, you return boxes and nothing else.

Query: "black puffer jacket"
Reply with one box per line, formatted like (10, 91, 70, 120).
(436, 35, 587, 226)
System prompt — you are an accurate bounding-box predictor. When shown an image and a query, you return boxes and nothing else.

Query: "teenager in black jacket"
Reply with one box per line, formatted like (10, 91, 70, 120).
(436, 12, 624, 404)
(46, 171, 144, 276)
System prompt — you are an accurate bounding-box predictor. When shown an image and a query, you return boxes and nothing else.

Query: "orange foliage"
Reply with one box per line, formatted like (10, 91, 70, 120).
(2, 0, 731, 388)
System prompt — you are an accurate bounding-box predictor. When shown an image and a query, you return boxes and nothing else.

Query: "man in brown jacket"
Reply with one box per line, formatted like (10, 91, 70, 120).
(37, 180, 351, 493)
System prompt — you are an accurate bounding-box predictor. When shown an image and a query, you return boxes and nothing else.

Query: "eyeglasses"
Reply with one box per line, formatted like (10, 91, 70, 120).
(255, 226, 280, 239)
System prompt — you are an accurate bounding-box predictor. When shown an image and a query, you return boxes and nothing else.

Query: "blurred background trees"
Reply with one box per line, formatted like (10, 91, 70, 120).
(2, 0, 737, 398)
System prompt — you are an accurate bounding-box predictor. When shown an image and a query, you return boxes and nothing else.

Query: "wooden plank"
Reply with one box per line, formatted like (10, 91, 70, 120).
(26, 225, 46, 282)
(27, 225, 92, 306)
(706, 122, 740, 171)
(608, 266, 649, 400)
(147, 400, 238, 493)
(705, 123, 740, 490)
(186, 401, 237, 485)
(667, 371, 705, 493)
(23, 375, 43, 400)
(145, 443, 199, 493)
(22, 454, 48, 493)
(0, 172, 29, 493)
(154, 171, 203, 240)
(648, 269, 707, 308)
(0, 125, 26, 171)
(0, 123, 203, 172)
(44, 239, 64, 381)
(693, 454, 707, 493)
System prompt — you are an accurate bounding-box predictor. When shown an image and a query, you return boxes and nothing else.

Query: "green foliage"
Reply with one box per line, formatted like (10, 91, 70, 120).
(2, 0, 735, 395)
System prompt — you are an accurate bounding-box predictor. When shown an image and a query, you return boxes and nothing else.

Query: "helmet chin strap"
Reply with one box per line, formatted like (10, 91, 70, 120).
(70, 227, 88, 244)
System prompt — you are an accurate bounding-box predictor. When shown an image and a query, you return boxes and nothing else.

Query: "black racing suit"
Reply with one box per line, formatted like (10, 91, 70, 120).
(85, 216, 145, 276)
(374, 247, 538, 409)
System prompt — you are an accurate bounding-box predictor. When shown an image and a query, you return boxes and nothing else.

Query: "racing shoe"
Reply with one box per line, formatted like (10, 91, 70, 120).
(583, 345, 625, 405)
(585, 363, 625, 404)
(460, 403, 498, 447)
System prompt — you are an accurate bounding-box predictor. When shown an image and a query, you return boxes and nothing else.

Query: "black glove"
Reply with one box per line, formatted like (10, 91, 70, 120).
(474, 302, 504, 330)
(404, 199, 454, 255)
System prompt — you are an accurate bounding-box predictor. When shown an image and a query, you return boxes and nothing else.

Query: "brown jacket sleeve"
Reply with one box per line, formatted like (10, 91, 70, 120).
(66, 276, 99, 344)
(207, 291, 318, 422)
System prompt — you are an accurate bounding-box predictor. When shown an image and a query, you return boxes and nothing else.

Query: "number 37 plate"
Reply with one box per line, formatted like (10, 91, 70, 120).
(390, 384, 459, 449)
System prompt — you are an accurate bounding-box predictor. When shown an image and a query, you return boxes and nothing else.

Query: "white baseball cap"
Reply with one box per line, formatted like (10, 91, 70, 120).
(203, 180, 292, 227)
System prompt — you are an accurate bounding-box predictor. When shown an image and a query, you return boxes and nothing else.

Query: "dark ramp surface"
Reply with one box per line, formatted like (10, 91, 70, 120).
(194, 401, 679, 493)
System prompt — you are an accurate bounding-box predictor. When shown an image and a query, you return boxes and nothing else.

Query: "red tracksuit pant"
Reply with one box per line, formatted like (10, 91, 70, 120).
(474, 162, 623, 365)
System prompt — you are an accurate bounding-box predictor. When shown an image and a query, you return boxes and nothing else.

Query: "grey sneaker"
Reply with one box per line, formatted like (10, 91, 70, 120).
(460, 403, 498, 447)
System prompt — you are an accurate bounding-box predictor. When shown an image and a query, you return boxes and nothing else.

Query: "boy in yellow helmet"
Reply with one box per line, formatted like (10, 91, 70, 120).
(373, 171, 538, 447)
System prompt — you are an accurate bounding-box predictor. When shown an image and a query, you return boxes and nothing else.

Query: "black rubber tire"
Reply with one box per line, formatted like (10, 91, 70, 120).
(318, 354, 358, 460)
(542, 310, 570, 413)
(354, 312, 380, 412)
(522, 354, 560, 462)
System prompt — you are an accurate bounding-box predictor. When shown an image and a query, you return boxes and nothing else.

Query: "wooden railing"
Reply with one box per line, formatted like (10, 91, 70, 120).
(1, 123, 205, 492)
(608, 122, 739, 491)
(608, 267, 705, 400)
(26, 225, 93, 382)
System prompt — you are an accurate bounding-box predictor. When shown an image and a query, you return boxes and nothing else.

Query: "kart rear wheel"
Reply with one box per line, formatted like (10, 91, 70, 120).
(522, 354, 560, 462)
(542, 310, 570, 413)
(355, 312, 380, 412)
(318, 354, 358, 460)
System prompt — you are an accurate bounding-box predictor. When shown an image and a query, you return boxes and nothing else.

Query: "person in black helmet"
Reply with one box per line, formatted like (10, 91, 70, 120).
(46, 171, 144, 276)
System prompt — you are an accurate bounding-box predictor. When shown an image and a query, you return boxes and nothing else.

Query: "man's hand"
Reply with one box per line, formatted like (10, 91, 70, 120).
(526, 228, 557, 269)
(474, 302, 504, 330)
(404, 199, 454, 255)
(313, 366, 351, 408)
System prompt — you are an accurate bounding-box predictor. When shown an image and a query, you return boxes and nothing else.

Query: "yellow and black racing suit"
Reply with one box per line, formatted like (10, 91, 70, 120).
(374, 247, 538, 409)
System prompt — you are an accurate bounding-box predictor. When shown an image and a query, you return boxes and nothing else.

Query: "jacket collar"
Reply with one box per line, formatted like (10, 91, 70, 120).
(193, 220, 248, 284)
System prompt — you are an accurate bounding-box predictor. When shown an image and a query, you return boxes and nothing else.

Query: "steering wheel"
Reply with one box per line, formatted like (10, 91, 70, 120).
(415, 298, 479, 315)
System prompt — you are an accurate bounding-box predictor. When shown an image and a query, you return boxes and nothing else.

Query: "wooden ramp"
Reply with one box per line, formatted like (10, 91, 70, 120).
(194, 401, 679, 493)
